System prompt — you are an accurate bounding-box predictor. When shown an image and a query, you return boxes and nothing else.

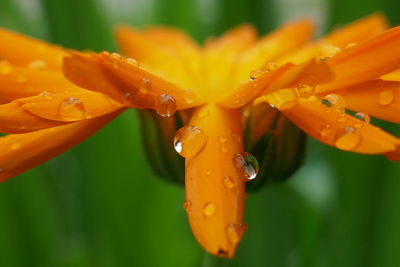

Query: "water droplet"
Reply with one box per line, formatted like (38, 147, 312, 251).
(0, 167, 4, 173)
(173, 126, 207, 158)
(318, 45, 341, 61)
(220, 145, 228, 153)
(111, 52, 122, 60)
(226, 224, 241, 244)
(336, 113, 348, 122)
(39, 91, 53, 100)
(139, 78, 151, 94)
(203, 202, 216, 216)
(334, 126, 361, 151)
(377, 88, 394, 106)
(198, 108, 209, 118)
(28, 59, 47, 70)
(16, 75, 27, 83)
(249, 69, 264, 81)
(0, 60, 12, 74)
(296, 83, 315, 97)
(183, 89, 195, 104)
(354, 112, 370, 128)
(223, 176, 235, 189)
(321, 94, 345, 112)
(126, 57, 138, 66)
(320, 124, 332, 137)
(346, 42, 357, 49)
(155, 94, 176, 117)
(11, 143, 21, 150)
(205, 169, 213, 176)
(58, 97, 87, 120)
(218, 136, 227, 143)
(122, 92, 134, 105)
(183, 201, 192, 212)
(263, 62, 277, 72)
(233, 152, 259, 181)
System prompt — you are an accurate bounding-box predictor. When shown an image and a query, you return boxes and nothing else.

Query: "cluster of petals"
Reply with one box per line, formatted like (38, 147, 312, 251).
(0, 13, 399, 258)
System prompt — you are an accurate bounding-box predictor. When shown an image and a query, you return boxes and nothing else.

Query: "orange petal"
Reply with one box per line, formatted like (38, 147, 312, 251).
(236, 19, 314, 80)
(15, 91, 123, 122)
(0, 102, 66, 133)
(115, 26, 199, 90)
(341, 80, 400, 123)
(0, 110, 123, 182)
(185, 104, 245, 258)
(385, 146, 400, 161)
(380, 68, 400, 81)
(316, 26, 400, 93)
(0, 28, 65, 70)
(0, 64, 84, 103)
(282, 98, 400, 154)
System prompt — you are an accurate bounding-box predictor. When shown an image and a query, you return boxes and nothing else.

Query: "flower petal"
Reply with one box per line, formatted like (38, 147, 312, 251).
(282, 98, 400, 154)
(385, 146, 400, 161)
(16, 91, 123, 122)
(380, 68, 400, 81)
(185, 104, 245, 258)
(0, 28, 65, 70)
(0, 65, 83, 103)
(316, 26, 400, 93)
(0, 102, 66, 133)
(341, 80, 400, 123)
(115, 26, 199, 90)
(0, 110, 123, 182)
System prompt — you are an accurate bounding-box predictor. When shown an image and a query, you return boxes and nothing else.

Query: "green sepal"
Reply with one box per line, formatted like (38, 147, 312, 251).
(244, 109, 307, 191)
(138, 110, 185, 185)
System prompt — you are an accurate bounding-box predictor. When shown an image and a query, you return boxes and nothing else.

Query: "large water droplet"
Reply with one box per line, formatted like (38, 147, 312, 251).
(354, 112, 370, 128)
(377, 88, 394, 106)
(155, 94, 176, 117)
(173, 126, 207, 158)
(334, 126, 361, 151)
(233, 152, 259, 181)
(58, 97, 87, 120)
(321, 94, 345, 112)
(203, 202, 216, 216)
(139, 78, 151, 94)
(226, 224, 241, 244)
(296, 83, 315, 97)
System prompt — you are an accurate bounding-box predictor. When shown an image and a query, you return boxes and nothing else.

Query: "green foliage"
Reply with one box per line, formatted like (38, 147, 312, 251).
(0, 0, 400, 266)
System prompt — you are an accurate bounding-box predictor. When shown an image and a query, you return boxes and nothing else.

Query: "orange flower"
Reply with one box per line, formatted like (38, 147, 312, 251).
(1, 13, 400, 258)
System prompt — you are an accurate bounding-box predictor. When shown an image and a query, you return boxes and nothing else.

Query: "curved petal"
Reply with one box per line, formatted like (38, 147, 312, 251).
(341, 80, 400, 123)
(0, 65, 84, 103)
(282, 98, 400, 154)
(185, 104, 245, 258)
(115, 26, 199, 90)
(0, 110, 123, 182)
(316, 26, 400, 94)
(63, 51, 202, 110)
(380, 69, 400, 81)
(0, 102, 66, 133)
(15, 91, 123, 122)
(0, 28, 65, 70)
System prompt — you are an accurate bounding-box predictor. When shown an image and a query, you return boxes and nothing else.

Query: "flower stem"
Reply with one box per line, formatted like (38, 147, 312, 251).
(201, 252, 228, 267)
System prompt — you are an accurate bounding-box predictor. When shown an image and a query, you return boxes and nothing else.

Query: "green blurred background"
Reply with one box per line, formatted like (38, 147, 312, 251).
(1, 0, 400, 266)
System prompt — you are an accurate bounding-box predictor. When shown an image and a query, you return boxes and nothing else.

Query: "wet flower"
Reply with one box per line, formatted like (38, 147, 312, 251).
(0, 13, 400, 258)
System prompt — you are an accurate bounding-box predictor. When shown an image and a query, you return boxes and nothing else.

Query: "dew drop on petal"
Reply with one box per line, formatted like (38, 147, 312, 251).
(226, 224, 241, 244)
(58, 97, 87, 120)
(173, 126, 207, 158)
(336, 113, 348, 123)
(183, 89, 195, 105)
(122, 92, 134, 105)
(28, 59, 47, 70)
(39, 91, 53, 100)
(233, 152, 259, 181)
(183, 201, 192, 212)
(155, 94, 176, 117)
(218, 135, 227, 144)
(203, 202, 216, 216)
(223, 176, 235, 189)
(377, 88, 394, 106)
(205, 169, 213, 176)
(0, 167, 4, 173)
(0, 60, 12, 74)
(249, 69, 264, 81)
(126, 57, 139, 66)
(354, 112, 370, 128)
(220, 145, 228, 153)
(263, 62, 277, 72)
(321, 94, 345, 112)
(139, 78, 151, 94)
(334, 126, 361, 151)
(319, 124, 332, 137)
(296, 83, 315, 97)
